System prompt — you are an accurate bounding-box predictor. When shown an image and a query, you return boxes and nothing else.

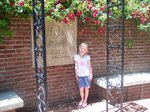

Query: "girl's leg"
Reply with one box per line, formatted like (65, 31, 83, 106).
(79, 87, 84, 101)
(78, 87, 84, 106)
(81, 87, 89, 107)
(84, 87, 89, 103)
(83, 76, 90, 104)
(78, 77, 84, 104)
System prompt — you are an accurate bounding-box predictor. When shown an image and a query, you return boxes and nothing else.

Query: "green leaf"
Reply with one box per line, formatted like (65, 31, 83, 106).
(125, 39, 134, 48)
(0, 20, 8, 28)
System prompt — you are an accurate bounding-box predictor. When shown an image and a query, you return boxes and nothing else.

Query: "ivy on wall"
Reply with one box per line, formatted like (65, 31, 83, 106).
(0, 0, 149, 43)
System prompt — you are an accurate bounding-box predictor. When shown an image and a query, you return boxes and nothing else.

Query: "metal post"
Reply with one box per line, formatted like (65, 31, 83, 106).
(32, 0, 48, 112)
(106, 0, 125, 111)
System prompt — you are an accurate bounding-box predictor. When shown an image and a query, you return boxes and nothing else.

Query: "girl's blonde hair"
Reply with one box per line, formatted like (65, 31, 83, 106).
(79, 43, 88, 53)
(79, 42, 88, 48)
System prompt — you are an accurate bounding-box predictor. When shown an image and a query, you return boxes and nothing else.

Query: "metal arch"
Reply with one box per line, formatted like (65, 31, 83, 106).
(106, 0, 125, 112)
(32, 0, 48, 112)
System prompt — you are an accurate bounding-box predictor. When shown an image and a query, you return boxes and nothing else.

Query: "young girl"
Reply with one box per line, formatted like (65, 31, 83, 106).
(74, 43, 93, 107)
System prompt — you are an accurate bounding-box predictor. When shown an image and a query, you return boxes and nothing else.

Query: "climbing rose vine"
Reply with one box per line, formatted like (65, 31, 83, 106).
(0, 0, 149, 42)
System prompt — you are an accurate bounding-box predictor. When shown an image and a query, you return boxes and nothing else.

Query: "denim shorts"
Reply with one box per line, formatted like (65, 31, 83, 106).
(78, 76, 91, 88)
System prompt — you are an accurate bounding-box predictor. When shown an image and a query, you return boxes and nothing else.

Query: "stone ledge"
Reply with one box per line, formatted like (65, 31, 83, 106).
(94, 72, 150, 89)
(0, 91, 24, 112)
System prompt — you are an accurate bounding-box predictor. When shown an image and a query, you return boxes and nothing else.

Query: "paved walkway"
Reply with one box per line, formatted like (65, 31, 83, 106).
(49, 98, 150, 112)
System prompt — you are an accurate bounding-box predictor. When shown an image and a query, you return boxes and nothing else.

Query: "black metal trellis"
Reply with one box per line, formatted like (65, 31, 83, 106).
(106, 0, 125, 111)
(31, 0, 125, 111)
(32, 0, 48, 112)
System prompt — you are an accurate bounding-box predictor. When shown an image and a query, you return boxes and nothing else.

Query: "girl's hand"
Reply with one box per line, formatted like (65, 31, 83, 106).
(89, 74, 93, 81)
(76, 75, 78, 82)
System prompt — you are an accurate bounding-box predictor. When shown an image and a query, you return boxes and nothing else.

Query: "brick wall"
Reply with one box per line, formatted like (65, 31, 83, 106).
(0, 18, 150, 111)
(97, 83, 150, 104)
(124, 21, 150, 73)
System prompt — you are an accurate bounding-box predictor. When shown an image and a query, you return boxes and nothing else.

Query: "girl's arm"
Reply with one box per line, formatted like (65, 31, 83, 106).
(88, 60, 93, 81)
(75, 61, 78, 81)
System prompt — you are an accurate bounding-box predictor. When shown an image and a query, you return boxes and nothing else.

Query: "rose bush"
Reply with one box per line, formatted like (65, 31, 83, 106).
(0, 0, 149, 43)
(0, 0, 32, 42)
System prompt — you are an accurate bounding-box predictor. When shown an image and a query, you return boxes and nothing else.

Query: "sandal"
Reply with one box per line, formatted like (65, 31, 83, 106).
(82, 102, 87, 108)
(78, 100, 83, 106)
